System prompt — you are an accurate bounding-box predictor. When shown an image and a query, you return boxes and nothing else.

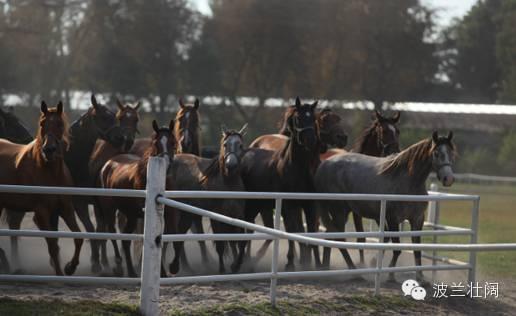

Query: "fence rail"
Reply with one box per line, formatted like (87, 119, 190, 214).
(1, 157, 516, 315)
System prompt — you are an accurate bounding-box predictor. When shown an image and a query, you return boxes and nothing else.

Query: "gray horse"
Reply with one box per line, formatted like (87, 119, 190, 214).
(315, 131, 456, 281)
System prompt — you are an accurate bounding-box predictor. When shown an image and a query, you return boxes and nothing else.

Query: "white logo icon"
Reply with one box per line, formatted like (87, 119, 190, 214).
(411, 286, 427, 300)
(402, 279, 419, 296)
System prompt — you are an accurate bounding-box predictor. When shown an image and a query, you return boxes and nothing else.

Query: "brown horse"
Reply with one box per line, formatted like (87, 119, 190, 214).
(97, 120, 176, 277)
(130, 99, 210, 265)
(167, 124, 248, 275)
(0, 101, 83, 275)
(315, 132, 455, 280)
(242, 97, 321, 270)
(90, 99, 141, 272)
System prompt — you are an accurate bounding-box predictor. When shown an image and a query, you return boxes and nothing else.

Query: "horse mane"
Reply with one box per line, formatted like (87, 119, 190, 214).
(277, 106, 295, 135)
(379, 137, 456, 176)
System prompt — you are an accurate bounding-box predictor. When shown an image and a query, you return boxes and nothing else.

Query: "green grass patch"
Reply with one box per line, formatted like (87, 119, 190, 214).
(425, 182, 516, 278)
(0, 297, 139, 316)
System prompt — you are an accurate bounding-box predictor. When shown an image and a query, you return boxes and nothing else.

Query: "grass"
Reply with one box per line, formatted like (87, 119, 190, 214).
(423, 182, 516, 278)
(0, 297, 139, 316)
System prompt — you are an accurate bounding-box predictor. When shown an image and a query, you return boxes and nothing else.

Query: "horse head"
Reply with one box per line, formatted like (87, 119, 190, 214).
(287, 97, 319, 151)
(175, 98, 200, 154)
(116, 98, 141, 152)
(151, 119, 176, 163)
(318, 108, 347, 149)
(38, 101, 68, 163)
(431, 131, 456, 187)
(374, 110, 401, 156)
(220, 123, 247, 178)
(89, 94, 125, 148)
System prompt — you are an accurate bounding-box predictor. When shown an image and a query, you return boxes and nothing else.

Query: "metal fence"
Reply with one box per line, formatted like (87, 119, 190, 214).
(1, 157, 516, 315)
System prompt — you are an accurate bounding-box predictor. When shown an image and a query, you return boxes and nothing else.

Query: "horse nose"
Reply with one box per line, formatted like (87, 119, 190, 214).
(443, 175, 455, 187)
(43, 145, 57, 158)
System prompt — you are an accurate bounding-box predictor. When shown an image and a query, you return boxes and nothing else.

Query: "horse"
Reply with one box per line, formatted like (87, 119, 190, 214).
(130, 98, 210, 266)
(167, 124, 248, 275)
(96, 120, 176, 277)
(241, 97, 321, 270)
(90, 99, 141, 273)
(315, 131, 456, 280)
(3, 94, 124, 272)
(245, 105, 346, 266)
(0, 101, 84, 275)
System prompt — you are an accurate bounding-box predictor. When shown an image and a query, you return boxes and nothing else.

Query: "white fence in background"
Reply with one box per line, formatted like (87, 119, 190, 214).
(1, 157, 516, 315)
(428, 173, 516, 185)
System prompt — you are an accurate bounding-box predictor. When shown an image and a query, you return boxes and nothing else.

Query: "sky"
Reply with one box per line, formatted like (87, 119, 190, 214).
(189, 0, 479, 27)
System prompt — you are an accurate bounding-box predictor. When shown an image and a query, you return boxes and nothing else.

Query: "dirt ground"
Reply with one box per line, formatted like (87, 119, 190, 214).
(1, 214, 515, 315)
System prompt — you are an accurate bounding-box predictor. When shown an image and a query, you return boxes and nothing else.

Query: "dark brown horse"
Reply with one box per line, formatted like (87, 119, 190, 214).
(97, 120, 176, 277)
(90, 99, 141, 272)
(241, 97, 321, 270)
(315, 132, 455, 280)
(167, 124, 248, 275)
(0, 101, 83, 275)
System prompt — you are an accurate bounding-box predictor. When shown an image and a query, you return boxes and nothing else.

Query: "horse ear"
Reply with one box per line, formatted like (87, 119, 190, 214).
(393, 111, 401, 123)
(432, 130, 439, 143)
(310, 100, 318, 111)
(295, 97, 301, 109)
(134, 101, 142, 111)
(239, 123, 248, 136)
(41, 101, 48, 114)
(447, 131, 453, 141)
(152, 120, 160, 133)
(116, 98, 124, 110)
(56, 101, 63, 114)
(374, 110, 383, 121)
(179, 98, 185, 108)
(221, 124, 228, 136)
(91, 94, 99, 109)
(194, 98, 200, 109)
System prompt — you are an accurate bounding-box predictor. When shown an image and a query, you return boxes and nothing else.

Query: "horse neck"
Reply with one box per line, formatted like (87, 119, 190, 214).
(66, 117, 99, 167)
(280, 137, 319, 176)
(22, 139, 66, 175)
(278, 123, 290, 137)
(383, 140, 433, 187)
(357, 128, 382, 156)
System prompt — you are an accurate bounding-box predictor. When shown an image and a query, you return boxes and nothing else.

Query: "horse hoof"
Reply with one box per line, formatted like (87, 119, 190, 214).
(91, 262, 102, 274)
(112, 265, 124, 277)
(230, 263, 240, 274)
(64, 262, 77, 276)
(285, 263, 295, 271)
(169, 262, 179, 275)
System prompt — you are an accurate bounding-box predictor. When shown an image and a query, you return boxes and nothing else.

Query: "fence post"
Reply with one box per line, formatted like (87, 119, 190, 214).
(468, 198, 480, 285)
(431, 200, 440, 284)
(270, 198, 282, 306)
(139, 157, 168, 316)
(427, 183, 438, 223)
(374, 200, 387, 296)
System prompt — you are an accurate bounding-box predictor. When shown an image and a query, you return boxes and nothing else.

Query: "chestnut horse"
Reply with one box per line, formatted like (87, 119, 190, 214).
(97, 120, 176, 277)
(0, 101, 83, 275)
(167, 124, 248, 275)
(315, 132, 455, 280)
(241, 97, 321, 270)
(5, 95, 125, 273)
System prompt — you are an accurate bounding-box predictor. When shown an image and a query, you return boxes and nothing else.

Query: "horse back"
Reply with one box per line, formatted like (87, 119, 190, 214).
(249, 134, 287, 152)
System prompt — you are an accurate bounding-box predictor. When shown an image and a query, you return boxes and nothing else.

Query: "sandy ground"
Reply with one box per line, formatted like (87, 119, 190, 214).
(1, 211, 515, 315)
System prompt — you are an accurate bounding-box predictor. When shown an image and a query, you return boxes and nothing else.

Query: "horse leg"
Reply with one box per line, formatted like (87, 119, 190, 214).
(387, 221, 401, 281)
(6, 209, 23, 270)
(60, 201, 84, 276)
(282, 206, 300, 271)
(162, 208, 178, 277)
(211, 220, 226, 274)
(74, 199, 99, 273)
(192, 215, 209, 263)
(353, 213, 366, 266)
(304, 202, 321, 268)
(231, 227, 247, 274)
(107, 211, 124, 276)
(410, 215, 425, 281)
(170, 213, 193, 275)
(0, 247, 9, 274)
(121, 213, 138, 277)
(33, 211, 63, 275)
(254, 209, 274, 262)
(331, 210, 355, 269)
